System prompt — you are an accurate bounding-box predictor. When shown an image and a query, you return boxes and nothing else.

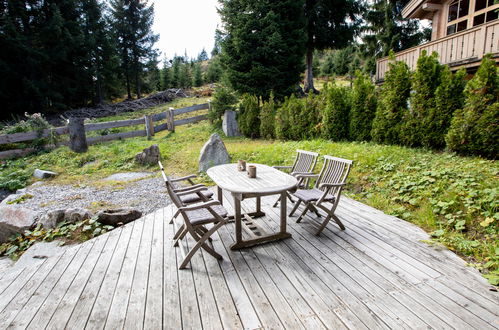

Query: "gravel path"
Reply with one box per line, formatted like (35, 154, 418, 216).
(13, 176, 172, 217)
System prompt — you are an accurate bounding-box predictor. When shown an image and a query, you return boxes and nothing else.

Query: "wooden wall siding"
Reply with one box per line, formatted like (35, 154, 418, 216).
(0, 103, 210, 159)
(376, 20, 499, 82)
(0, 190, 497, 329)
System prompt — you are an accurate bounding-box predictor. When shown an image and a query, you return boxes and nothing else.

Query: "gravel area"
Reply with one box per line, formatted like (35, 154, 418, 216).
(10, 176, 172, 217)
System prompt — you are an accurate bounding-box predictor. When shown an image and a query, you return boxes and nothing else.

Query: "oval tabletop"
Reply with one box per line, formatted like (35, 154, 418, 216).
(207, 163, 298, 195)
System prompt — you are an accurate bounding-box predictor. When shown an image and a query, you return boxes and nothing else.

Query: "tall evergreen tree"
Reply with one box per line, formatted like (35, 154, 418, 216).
(362, 0, 429, 74)
(160, 58, 171, 90)
(303, 0, 361, 92)
(110, 0, 159, 99)
(193, 62, 203, 87)
(197, 48, 209, 61)
(219, 0, 306, 100)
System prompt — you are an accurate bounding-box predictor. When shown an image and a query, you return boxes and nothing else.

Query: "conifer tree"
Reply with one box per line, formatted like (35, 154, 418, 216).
(198, 48, 209, 61)
(371, 59, 411, 144)
(321, 85, 350, 140)
(193, 62, 203, 87)
(219, 0, 306, 100)
(350, 71, 377, 141)
(110, 0, 159, 99)
(446, 55, 499, 158)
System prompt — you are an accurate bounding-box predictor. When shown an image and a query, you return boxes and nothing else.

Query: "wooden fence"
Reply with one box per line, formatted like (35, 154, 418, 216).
(0, 103, 210, 159)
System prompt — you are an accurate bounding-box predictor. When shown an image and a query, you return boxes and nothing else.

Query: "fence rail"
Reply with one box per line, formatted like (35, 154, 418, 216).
(0, 102, 210, 159)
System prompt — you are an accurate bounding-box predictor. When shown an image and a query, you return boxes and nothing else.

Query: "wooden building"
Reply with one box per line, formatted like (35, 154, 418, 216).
(376, 0, 499, 83)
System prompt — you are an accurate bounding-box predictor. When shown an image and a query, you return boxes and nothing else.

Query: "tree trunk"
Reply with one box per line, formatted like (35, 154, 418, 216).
(125, 67, 132, 99)
(135, 64, 141, 99)
(304, 48, 317, 93)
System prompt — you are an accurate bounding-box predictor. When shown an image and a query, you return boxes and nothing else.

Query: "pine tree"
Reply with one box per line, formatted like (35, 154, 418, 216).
(206, 56, 223, 83)
(303, 0, 362, 92)
(321, 84, 350, 140)
(110, 0, 159, 99)
(171, 56, 181, 88)
(219, 0, 306, 100)
(193, 62, 203, 87)
(198, 48, 209, 61)
(161, 58, 171, 90)
(362, 0, 429, 74)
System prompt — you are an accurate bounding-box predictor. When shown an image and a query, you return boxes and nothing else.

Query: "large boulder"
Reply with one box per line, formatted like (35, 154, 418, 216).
(96, 208, 142, 226)
(37, 208, 93, 229)
(0, 206, 38, 243)
(222, 110, 241, 137)
(34, 169, 57, 179)
(199, 133, 231, 172)
(135, 144, 160, 165)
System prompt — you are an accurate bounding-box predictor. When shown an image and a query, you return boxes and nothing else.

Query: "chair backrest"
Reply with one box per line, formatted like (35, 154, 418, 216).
(292, 149, 319, 173)
(158, 161, 184, 208)
(316, 156, 353, 191)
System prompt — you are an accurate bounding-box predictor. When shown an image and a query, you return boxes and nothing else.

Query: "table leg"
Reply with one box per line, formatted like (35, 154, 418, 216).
(217, 186, 223, 205)
(234, 195, 242, 245)
(280, 191, 287, 234)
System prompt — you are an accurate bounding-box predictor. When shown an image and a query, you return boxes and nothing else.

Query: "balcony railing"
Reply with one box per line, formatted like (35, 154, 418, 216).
(376, 20, 499, 82)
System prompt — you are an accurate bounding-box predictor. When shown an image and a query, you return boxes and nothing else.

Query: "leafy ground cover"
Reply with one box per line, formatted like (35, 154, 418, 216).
(1, 96, 497, 284)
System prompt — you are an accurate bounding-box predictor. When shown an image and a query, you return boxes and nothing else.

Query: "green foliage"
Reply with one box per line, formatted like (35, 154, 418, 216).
(349, 72, 377, 141)
(259, 95, 277, 139)
(1, 112, 58, 149)
(446, 55, 499, 158)
(219, 0, 306, 99)
(321, 85, 350, 140)
(6, 193, 33, 205)
(300, 91, 325, 139)
(238, 94, 260, 138)
(401, 51, 443, 147)
(205, 56, 223, 83)
(275, 94, 302, 140)
(0, 218, 114, 260)
(372, 59, 411, 144)
(193, 62, 203, 87)
(423, 67, 466, 148)
(319, 47, 356, 77)
(209, 85, 238, 127)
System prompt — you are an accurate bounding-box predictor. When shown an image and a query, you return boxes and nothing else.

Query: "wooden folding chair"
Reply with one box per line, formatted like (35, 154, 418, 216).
(272, 149, 319, 207)
(166, 179, 228, 269)
(159, 161, 214, 224)
(289, 155, 352, 235)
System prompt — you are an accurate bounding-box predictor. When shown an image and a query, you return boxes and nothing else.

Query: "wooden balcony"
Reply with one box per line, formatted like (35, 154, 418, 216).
(376, 20, 499, 83)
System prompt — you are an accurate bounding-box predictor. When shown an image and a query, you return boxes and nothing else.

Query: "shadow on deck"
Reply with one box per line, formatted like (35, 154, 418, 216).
(0, 189, 497, 329)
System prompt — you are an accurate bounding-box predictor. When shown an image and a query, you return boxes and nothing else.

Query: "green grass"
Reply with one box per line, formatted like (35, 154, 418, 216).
(1, 95, 497, 284)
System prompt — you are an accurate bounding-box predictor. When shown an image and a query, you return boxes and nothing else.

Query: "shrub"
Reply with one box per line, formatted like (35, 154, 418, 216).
(422, 67, 466, 149)
(299, 91, 324, 139)
(371, 59, 411, 144)
(446, 55, 499, 158)
(238, 94, 260, 138)
(275, 94, 301, 140)
(209, 85, 238, 127)
(1, 113, 56, 148)
(401, 51, 443, 147)
(260, 94, 276, 139)
(349, 71, 377, 141)
(321, 84, 350, 140)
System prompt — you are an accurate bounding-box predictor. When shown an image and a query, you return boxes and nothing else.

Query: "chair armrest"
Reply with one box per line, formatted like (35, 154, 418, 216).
(174, 184, 206, 192)
(179, 200, 221, 212)
(318, 182, 346, 189)
(176, 186, 208, 196)
(295, 173, 319, 179)
(272, 165, 293, 170)
(170, 174, 197, 182)
(291, 171, 314, 176)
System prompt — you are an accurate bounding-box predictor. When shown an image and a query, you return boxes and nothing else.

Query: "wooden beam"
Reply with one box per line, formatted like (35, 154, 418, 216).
(174, 114, 208, 126)
(86, 130, 147, 145)
(172, 103, 209, 116)
(84, 118, 145, 132)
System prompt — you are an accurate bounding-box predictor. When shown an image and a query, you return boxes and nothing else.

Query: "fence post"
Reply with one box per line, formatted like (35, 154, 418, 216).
(144, 115, 154, 140)
(68, 118, 88, 153)
(168, 107, 175, 132)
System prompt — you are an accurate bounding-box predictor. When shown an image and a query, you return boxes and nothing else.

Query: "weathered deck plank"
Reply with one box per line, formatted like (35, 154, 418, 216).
(0, 190, 497, 330)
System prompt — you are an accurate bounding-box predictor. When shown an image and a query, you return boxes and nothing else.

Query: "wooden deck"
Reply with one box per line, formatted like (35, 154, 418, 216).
(0, 189, 498, 329)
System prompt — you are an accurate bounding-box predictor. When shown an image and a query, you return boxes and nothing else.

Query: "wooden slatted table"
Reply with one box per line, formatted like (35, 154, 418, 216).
(207, 163, 298, 249)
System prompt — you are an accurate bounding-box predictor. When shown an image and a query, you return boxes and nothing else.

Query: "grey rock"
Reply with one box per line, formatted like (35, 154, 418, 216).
(64, 208, 93, 222)
(135, 144, 160, 165)
(34, 169, 58, 179)
(37, 209, 66, 229)
(198, 133, 231, 172)
(96, 208, 142, 226)
(15, 188, 27, 194)
(0, 206, 38, 243)
(103, 172, 153, 182)
(222, 110, 241, 137)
